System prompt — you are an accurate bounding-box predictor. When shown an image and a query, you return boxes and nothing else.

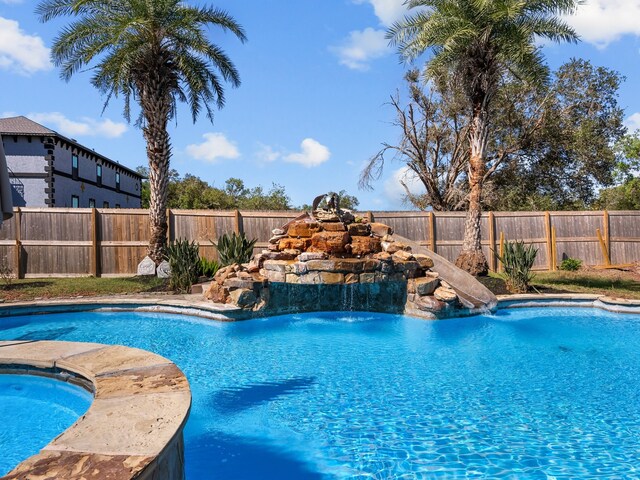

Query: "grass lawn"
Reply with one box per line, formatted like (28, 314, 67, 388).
(480, 267, 640, 300)
(0, 276, 168, 303)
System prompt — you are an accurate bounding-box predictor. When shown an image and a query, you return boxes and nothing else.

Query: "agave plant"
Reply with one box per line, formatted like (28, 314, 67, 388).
(495, 240, 538, 294)
(214, 232, 257, 266)
(165, 239, 201, 293)
(200, 257, 220, 278)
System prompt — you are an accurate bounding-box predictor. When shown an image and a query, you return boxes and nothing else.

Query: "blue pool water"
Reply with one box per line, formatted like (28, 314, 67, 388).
(0, 374, 92, 475)
(1, 307, 640, 478)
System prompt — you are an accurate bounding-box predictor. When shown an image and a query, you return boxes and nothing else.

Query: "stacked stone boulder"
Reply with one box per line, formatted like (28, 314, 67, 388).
(204, 213, 463, 318)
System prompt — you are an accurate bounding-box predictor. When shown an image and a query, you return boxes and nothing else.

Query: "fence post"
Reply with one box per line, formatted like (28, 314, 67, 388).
(234, 210, 242, 234)
(498, 231, 505, 273)
(488, 212, 496, 272)
(166, 208, 172, 244)
(603, 210, 611, 265)
(545, 211, 553, 272)
(551, 226, 558, 271)
(366, 211, 374, 223)
(91, 208, 100, 277)
(13, 207, 22, 279)
(429, 211, 436, 253)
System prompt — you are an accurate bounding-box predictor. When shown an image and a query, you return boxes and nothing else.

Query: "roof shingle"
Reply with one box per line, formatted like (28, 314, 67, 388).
(0, 116, 55, 135)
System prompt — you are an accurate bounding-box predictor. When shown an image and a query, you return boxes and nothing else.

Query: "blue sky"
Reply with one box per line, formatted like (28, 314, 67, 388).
(1, 0, 640, 210)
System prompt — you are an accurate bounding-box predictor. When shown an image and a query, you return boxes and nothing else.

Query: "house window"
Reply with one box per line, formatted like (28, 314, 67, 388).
(96, 164, 102, 186)
(72, 154, 79, 179)
(115, 172, 121, 192)
(89, 198, 96, 208)
(72, 195, 79, 208)
(103, 201, 109, 208)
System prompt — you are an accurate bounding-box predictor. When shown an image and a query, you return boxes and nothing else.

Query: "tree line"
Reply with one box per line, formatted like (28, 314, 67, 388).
(135, 167, 360, 211)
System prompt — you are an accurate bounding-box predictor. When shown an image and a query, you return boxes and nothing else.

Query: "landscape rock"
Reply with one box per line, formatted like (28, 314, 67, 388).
(370, 223, 394, 237)
(272, 228, 285, 236)
(263, 260, 291, 273)
(229, 288, 257, 308)
(269, 234, 287, 244)
(322, 222, 347, 232)
(156, 260, 171, 279)
(392, 250, 414, 262)
(414, 254, 434, 269)
(288, 221, 321, 238)
(350, 236, 382, 256)
(345, 273, 359, 284)
(347, 223, 370, 236)
(373, 252, 392, 262)
(137, 256, 156, 276)
(434, 286, 458, 303)
(413, 295, 447, 313)
(204, 282, 229, 304)
(310, 231, 350, 254)
(298, 252, 328, 262)
(412, 277, 440, 296)
(278, 238, 311, 251)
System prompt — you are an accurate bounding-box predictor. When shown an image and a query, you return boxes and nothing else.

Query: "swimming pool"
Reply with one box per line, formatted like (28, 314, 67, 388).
(1, 307, 640, 478)
(0, 373, 92, 476)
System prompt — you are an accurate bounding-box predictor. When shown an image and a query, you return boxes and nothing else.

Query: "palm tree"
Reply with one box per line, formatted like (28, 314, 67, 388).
(37, 0, 246, 263)
(388, 0, 580, 275)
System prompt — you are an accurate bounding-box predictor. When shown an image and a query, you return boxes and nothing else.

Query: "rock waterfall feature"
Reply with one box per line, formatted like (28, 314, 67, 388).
(204, 194, 497, 319)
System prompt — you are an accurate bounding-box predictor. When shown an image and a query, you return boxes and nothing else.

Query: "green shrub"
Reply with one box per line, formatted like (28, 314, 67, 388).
(495, 240, 538, 294)
(165, 239, 201, 293)
(560, 257, 582, 271)
(200, 257, 220, 278)
(214, 232, 257, 266)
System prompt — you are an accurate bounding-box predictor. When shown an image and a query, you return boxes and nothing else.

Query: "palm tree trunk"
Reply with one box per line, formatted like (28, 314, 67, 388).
(455, 105, 489, 276)
(141, 83, 172, 264)
(145, 128, 170, 263)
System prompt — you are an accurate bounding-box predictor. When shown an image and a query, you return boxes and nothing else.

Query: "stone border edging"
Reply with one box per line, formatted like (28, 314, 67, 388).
(0, 295, 243, 321)
(0, 340, 191, 480)
(498, 294, 640, 315)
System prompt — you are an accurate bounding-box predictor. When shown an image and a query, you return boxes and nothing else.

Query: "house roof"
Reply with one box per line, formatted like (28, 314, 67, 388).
(0, 116, 55, 136)
(0, 116, 142, 179)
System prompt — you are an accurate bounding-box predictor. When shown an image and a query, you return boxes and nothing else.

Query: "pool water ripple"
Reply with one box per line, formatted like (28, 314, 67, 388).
(1, 307, 640, 478)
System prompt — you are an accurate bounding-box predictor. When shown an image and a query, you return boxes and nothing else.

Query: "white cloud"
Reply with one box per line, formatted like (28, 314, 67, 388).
(332, 27, 389, 71)
(256, 143, 281, 163)
(0, 17, 51, 75)
(564, 1, 640, 47)
(27, 112, 127, 139)
(186, 132, 240, 163)
(353, 0, 407, 26)
(284, 138, 331, 168)
(625, 113, 640, 132)
(384, 166, 425, 206)
(0, 0, 23, 4)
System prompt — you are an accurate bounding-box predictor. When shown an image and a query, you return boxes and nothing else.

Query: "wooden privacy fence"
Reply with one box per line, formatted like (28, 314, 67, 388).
(0, 208, 638, 278)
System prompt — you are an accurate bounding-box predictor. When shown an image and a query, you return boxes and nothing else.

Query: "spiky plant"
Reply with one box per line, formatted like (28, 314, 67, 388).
(37, 0, 246, 263)
(388, 0, 581, 275)
(214, 232, 256, 266)
(495, 240, 538, 293)
(165, 239, 201, 293)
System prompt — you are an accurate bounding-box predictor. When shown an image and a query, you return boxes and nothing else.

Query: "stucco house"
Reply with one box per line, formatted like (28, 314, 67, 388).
(0, 116, 142, 209)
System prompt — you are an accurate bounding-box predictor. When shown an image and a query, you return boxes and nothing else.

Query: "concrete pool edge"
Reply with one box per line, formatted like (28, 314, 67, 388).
(498, 294, 640, 314)
(0, 340, 191, 480)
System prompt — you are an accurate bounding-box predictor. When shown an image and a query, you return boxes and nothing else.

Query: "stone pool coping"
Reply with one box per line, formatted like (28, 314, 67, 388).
(0, 294, 245, 321)
(498, 294, 640, 314)
(0, 340, 191, 479)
